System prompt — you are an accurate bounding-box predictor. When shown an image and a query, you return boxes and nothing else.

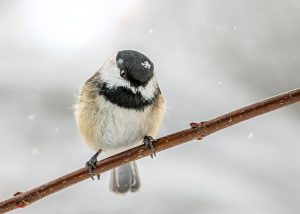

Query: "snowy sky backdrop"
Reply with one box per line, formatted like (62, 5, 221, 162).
(0, 0, 300, 214)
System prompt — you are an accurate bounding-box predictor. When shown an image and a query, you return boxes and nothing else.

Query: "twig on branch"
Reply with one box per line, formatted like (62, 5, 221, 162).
(0, 88, 299, 213)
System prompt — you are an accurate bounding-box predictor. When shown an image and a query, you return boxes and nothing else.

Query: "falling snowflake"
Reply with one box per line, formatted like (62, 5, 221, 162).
(248, 133, 254, 140)
(31, 147, 40, 155)
(149, 28, 154, 34)
(141, 61, 151, 69)
(27, 114, 35, 121)
(117, 58, 124, 65)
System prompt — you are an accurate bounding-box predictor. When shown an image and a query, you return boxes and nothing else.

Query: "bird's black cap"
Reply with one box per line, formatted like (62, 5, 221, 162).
(116, 50, 154, 87)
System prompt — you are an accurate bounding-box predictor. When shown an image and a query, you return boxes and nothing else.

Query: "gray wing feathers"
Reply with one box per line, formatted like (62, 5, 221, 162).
(110, 161, 140, 194)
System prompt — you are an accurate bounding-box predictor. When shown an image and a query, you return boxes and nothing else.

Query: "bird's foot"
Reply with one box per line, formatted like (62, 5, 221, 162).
(143, 136, 156, 159)
(86, 149, 102, 180)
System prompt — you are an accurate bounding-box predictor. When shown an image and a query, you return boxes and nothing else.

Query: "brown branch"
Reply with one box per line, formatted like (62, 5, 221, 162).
(1, 88, 300, 213)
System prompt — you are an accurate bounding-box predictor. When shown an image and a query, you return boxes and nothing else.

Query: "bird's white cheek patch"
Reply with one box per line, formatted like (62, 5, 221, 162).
(100, 54, 131, 90)
(138, 78, 157, 100)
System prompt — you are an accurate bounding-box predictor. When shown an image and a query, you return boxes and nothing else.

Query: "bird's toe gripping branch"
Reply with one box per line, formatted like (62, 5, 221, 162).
(143, 136, 156, 158)
(85, 149, 102, 180)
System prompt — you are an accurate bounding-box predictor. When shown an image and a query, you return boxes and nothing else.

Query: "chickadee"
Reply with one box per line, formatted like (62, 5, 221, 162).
(74, 50, 165, 194)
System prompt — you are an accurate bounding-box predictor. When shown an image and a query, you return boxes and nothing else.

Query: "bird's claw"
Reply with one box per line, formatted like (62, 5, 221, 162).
(85, 160, 97, 180)
(143, 136, 156, 158)
(85, 150, 101, 180)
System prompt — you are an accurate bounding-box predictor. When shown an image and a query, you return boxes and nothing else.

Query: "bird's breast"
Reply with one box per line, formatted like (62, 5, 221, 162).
(94, 97, 153, 155)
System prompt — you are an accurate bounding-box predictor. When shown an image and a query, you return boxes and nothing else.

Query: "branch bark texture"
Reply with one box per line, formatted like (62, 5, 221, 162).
(0, 88, 299, 213)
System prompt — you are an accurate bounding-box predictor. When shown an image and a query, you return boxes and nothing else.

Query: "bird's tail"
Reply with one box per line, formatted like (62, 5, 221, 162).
(110, 161, 140, 194)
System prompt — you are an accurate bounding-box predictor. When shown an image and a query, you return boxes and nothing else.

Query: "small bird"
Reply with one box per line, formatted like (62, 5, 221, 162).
(74, 50, 165, 194)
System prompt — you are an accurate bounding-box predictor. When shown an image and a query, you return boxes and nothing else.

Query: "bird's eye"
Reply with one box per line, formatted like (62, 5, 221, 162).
(120, 70, 126, 78)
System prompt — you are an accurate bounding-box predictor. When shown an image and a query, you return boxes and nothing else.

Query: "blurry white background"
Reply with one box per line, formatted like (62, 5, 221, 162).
(0, 0, 300, 213)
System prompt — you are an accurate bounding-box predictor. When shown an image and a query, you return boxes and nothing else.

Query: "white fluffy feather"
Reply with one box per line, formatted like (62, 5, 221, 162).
(91, 95, 155, 155)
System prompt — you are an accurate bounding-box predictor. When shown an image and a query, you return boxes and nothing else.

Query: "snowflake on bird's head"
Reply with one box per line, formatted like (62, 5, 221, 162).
(141, 61, 151, 69)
